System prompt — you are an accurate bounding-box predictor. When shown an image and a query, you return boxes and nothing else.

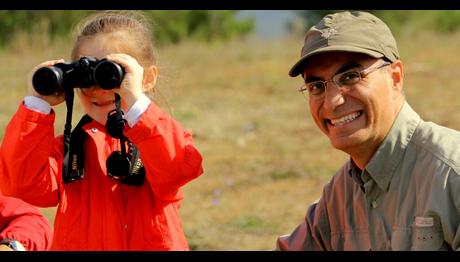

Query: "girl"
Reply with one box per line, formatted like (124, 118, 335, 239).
(0, 11, 203, 250)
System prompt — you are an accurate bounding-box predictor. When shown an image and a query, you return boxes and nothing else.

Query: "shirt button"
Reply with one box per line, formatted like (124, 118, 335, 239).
(91, 127, 98, 133)
(124, 224, 128, 229)
(371, 200, 378, 208)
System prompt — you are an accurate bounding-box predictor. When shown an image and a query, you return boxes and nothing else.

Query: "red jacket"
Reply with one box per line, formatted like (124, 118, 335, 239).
(0, 102, 203, 250)
(0, 193, 52, 250)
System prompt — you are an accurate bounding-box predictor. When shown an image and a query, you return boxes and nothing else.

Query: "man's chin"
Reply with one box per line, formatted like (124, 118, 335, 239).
(329, 135, 362, 152)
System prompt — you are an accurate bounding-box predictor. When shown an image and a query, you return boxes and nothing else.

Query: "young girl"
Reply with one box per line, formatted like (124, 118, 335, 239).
(0, 11, 203, 250)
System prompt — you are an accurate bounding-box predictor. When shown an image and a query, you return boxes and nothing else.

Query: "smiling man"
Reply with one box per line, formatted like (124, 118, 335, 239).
(276, 11, 460, 251)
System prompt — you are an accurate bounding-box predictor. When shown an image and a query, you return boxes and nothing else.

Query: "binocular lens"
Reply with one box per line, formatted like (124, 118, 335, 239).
(94, 60, 124, 90)
(32, 67, 63, 96)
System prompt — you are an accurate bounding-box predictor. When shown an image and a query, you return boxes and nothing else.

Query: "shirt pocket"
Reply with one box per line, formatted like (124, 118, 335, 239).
(411, 225, 444, 251)
(392, 224, 447, 251)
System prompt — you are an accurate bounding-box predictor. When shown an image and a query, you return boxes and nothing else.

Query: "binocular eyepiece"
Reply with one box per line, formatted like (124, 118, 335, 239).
(32, 56, 124, 96)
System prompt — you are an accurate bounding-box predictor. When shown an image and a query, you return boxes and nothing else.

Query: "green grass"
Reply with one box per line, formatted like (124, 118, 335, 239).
(1, 29, 460, 250)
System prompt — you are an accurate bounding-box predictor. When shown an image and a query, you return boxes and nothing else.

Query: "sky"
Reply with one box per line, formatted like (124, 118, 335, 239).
(237, 10, 298, 39)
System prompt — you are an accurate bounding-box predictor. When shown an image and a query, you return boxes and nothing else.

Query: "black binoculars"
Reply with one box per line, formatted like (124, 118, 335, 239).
(32, 56, 124, 96)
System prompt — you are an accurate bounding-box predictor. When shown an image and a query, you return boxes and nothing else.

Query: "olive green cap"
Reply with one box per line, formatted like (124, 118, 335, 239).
(289, 11, 400, 77)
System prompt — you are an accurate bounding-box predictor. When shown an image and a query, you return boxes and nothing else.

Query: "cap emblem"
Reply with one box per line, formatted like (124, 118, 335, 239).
(321, 27, 338, 39)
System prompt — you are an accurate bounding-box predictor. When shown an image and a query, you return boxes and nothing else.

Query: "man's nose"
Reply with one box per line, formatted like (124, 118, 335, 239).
(323, 82, 345, 111)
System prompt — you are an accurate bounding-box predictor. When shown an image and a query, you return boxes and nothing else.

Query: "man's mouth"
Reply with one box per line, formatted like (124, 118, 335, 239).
(328, 111, 363, 126)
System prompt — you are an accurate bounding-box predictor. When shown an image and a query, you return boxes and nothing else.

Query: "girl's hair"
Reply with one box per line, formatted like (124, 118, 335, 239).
(71, 10, 156, 69)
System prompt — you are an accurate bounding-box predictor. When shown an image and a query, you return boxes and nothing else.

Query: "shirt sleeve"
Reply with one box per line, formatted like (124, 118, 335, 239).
(0, 194, 52, 251)
(0, 103, 61, 207)
(23, 96, 52, 114)
(124, 94, 151, 128)
(275, 201, 329, 251)
(124, 101, 204, 201)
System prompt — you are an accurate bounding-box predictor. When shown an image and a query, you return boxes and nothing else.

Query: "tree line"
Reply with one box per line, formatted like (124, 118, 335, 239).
(0, 10, 254, 47)
(291, 10, 460, 36)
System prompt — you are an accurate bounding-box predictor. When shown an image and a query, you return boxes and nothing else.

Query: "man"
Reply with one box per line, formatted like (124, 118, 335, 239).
(0, 193, 52, 251)
(276, 11, 460, 251)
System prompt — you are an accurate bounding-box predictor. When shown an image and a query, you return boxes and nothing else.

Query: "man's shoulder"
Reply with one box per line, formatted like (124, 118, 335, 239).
(412, 120, 460, 170)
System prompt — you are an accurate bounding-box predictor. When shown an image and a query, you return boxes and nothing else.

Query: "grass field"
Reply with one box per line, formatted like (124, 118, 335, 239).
(1, 29, 460, 250)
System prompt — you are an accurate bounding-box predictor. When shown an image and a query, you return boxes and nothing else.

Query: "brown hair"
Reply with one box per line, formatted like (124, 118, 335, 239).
(71, 10, 156, 69)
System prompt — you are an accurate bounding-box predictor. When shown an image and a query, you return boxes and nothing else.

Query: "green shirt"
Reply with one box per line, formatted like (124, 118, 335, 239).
(276, 102, 460, 250)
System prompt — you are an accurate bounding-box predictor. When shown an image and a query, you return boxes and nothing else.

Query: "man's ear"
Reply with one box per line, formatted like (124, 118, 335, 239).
(143, 65, 158, 92)
(389, 60, 404, 94)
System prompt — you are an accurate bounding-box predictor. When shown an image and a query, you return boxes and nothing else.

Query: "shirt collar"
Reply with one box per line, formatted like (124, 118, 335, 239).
(364, 102, 421, 192)
(348, 159, 365, 192)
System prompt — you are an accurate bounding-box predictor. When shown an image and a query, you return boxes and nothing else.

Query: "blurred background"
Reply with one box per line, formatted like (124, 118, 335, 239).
(1, 10, 460, 250)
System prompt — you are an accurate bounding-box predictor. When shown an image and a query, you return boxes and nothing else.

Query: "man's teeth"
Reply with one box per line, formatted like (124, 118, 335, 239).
(330, 112, 361, 126)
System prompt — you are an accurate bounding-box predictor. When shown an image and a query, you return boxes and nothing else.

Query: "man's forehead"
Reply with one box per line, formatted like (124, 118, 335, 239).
(301, 52, 374, 77)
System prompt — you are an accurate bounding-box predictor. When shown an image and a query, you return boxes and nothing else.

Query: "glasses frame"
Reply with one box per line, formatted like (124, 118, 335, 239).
(298, 61, 391, 100)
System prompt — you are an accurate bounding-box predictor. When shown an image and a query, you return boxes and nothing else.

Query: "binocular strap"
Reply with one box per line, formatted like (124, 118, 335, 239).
(62, 94, 146, 186)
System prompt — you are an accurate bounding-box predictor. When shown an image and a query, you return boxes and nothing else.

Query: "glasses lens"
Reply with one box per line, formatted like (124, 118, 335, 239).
(307, 81, 325, 96)
(106, 152, 131, 179)
(336, 71, 361, 86)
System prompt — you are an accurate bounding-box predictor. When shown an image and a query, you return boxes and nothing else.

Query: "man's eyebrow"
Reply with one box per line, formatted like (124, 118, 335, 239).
(336, 61, 362, 74)
(304, 61, 362, 83)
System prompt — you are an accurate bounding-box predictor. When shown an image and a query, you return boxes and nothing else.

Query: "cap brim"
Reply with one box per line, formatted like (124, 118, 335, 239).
(288, 46, 384, 77)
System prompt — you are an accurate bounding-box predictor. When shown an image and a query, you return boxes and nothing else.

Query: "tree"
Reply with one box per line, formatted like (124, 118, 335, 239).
(290, 10, 460, 36)
(0, 10, 254, 48)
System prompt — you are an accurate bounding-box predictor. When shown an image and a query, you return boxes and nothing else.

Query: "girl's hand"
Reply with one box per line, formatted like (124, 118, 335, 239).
(27, 59, 66, 106)
(104, 54, 145, 110)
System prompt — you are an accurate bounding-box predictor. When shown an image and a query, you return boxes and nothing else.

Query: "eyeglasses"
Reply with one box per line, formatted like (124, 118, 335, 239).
(298, 61, 391, 100)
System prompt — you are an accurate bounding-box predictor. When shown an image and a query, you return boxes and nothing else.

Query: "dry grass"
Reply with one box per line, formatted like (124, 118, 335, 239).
(1, 29, 460, 250)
